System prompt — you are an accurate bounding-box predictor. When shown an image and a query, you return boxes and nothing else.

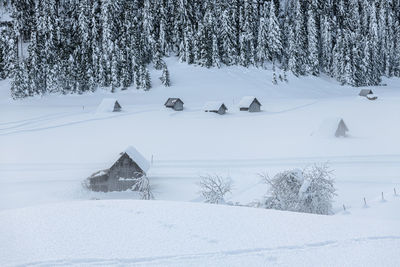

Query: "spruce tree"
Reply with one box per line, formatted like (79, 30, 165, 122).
(220, 9, 238, 65)
(141, 66, 151, 91)
(267, 0, 282, 64)
(11, 60, 30, 99)
(256, 14, 269, 67)
(369, 2, 381, 85)
(293, 0, 307, 75)
(160, 65, 170, 87)
(272, 62, 278, 85)
(153, 41, 164, 70)
(307, 0, 319, 75)
(111, 44, 120, 93)
(211, 33, 221, 68)
(184, 25, 195, 64)
(321, 16, 333, 75)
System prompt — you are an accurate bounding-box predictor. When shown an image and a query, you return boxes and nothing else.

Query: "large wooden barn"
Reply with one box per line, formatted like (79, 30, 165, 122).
(86, 147, 150, 192)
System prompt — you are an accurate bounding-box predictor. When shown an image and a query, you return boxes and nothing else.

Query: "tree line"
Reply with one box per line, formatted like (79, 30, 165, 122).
(1, 0, 400, 99)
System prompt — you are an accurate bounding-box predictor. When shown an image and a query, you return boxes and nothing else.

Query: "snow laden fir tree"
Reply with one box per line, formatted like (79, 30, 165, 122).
(1, 0, 400, 98)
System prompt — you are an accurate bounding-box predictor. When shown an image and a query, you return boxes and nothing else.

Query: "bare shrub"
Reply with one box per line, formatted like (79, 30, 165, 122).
(261, 163, 336, 215)
(132, 173, 154, 200)
(199, 174, 233, 204)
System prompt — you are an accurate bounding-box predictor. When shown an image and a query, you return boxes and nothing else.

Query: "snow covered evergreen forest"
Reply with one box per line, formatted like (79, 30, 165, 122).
(1, 0, 400, 98)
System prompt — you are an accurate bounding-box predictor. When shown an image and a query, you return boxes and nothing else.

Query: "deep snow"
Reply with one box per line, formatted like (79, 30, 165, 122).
(1, 200, 400, 267)
(0, 57, 400, 266)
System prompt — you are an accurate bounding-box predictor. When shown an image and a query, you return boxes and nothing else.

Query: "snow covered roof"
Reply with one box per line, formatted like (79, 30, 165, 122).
(164, 98, 183, 107)
(204, 101, 227, 111)
(359, 89, 374, 97)
(122, 146, 150, 172)
(313, 118, 349, 138)
(238, 96, 261, 108)
(96, 98, 121, 113)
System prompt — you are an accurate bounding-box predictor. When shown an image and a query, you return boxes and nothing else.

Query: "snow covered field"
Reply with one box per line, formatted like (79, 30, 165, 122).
(1, 200, 400, 267)
(1, 58, 400, 266)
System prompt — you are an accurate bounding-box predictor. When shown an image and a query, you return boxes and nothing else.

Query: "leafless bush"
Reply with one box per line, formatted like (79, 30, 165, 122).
(199, 174, 232, 204)
(260, 163, 336, 215)
(133, 173, 154, 200)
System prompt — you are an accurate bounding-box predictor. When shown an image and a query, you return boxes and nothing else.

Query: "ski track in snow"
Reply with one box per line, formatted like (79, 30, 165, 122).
(0, 112, 69, 126)
(0, 108, 157, 136)
(151, 155, 400, 168)
(266, 100, 319, 114)
(2, 154, 400, 170)
(11, 236, 400, 267)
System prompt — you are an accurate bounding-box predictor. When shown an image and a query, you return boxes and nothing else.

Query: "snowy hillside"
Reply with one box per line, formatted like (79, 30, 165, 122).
(1, 200, 400, 267)
(1, 58, 400, 266)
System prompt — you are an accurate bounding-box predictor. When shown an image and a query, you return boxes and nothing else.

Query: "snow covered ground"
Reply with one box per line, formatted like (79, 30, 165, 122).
(1, 200, 400, 266)
(1, 58, 400, 266)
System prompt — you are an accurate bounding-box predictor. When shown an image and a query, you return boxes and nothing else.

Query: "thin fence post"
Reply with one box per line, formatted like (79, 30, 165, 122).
(364, 197, 367, 207)
(394, 188, 397, 196)
(343, 204, 346, 211)
(381, 192, 385, 201)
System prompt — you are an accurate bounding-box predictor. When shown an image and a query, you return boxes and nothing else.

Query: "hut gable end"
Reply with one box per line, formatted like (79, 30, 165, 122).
(108, 153, 144, 182)
(110, 153, 142, 173)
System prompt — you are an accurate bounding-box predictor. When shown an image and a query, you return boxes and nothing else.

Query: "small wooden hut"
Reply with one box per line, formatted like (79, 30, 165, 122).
(313, 118, 349, 138)
(204, 102, 228, 115)
(97, 98, 122, 113)
(359, 89, 374, 97)
(335, 119, 349, 137)
(164, 98, 184, 111)
(359, 89, 378, 100)
(239, 96, 262, 112)
(86, 147, 150, 192)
